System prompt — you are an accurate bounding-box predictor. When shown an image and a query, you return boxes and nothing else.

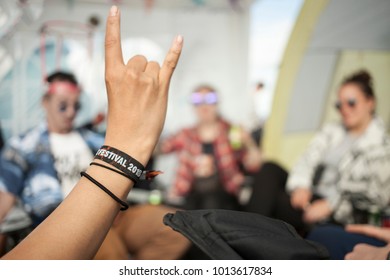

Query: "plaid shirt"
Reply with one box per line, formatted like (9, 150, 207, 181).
(161, 119, 246, 196)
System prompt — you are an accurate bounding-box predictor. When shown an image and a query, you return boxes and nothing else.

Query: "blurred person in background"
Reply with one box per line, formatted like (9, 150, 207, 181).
(158, 85, 262, 211)
(245, 70, 390, 237)
(250, 81, 272, 147)
(0, 71, 104, 228)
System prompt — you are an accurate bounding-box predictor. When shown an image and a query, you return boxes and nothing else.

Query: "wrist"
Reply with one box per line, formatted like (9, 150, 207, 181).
(86, 164, 133, 201)
(94, 145, 146, 182)
(103, 137, 153, 166)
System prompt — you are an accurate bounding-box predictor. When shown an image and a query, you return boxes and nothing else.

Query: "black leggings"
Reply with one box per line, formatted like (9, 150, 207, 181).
(244, 162, 307, 233)
(184, 187, 242, 211)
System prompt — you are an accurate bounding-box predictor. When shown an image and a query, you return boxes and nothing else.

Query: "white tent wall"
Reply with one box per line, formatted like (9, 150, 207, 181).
(0, 0, 254, 140)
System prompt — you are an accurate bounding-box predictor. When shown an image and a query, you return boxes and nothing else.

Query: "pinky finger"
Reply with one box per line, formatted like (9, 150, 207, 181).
(159, 35, 183, 90)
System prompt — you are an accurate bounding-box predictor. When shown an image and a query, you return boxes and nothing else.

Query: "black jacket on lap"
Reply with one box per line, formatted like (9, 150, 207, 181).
(164, 209, 329, 260)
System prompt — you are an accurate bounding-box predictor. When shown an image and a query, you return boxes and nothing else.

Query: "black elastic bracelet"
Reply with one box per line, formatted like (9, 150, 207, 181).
(90, 162, 137, 184)
(94, 145, 145, 183)
(80, 171, 129, 211)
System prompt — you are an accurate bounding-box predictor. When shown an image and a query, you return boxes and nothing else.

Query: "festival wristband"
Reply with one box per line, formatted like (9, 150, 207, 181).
(94, 145, 145, 182)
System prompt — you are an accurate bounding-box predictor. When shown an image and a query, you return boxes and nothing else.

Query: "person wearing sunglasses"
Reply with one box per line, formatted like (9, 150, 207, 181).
(0, 71, 96, 228)
(158, 85, 262, 211)
(245, 70, 390, 244)
(0, 70, 190, 259)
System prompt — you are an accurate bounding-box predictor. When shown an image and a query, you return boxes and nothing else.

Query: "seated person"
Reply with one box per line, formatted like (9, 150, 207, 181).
(158, 85, 262, 211)
(245, 70, 390, 235)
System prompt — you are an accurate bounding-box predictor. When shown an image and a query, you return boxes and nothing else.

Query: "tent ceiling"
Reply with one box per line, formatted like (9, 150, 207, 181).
(310, 0, 390, 50)
(285, 0, 390, 134)
(71, 0, 253, 10)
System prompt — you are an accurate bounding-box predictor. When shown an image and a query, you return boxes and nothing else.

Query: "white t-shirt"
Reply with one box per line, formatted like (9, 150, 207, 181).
(50, 131, 94, 197)
(253, 88, 272, 126)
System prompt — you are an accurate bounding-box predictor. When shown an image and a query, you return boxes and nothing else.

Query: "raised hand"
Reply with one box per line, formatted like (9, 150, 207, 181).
(104, 6, 183, 166)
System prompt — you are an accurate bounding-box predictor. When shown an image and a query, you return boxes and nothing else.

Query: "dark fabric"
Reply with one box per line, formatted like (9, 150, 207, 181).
(183, 187, 241, 211)
(245, 162, 306, 232)
(163, 209, 329, 260)
(0, 124, 4, 151)
(306, 224, 387, 260)
(245, 162, 289, 216)
(202, 142, 214, 155)
(245, 162, 327, 235)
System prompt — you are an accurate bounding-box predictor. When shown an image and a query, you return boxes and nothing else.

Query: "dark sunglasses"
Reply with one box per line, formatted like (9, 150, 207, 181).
(335, 98, 357, 111)
(190, 92, 218, 105)
(58, 102, 81, 113)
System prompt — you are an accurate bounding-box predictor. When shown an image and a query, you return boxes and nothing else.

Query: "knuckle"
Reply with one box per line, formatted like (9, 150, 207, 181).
(141, 74, 154, 84)
(173, 48, 181, 55)
(164, 59, 177, 70)
(105, 71, 115, 83)
(141, 75, 157, 90)
(105, 37, 117, 49)
(126, 69, 140, 80)
(107, 16, 116, 25)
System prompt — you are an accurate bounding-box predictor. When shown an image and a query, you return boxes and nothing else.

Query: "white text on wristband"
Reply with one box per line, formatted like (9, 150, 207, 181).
(94, 145, 145, 181)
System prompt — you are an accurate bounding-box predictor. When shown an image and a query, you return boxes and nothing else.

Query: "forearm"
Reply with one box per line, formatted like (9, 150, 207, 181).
(3, 164, 133, 259)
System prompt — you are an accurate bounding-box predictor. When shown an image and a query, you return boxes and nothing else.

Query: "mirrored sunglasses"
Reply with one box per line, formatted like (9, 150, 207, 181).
(58, 102, 82, 113)
(190, 92, 218, 105)
(335, 98, 357, 111)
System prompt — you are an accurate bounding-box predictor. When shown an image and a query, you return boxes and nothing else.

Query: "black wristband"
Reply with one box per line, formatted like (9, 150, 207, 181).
(94, 145, 145, 183)
(80, 171, 129, 211)
(90, 162, 137, 184)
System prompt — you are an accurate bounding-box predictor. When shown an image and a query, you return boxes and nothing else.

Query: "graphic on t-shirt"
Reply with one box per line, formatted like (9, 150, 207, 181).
(50, 131, 93, 197)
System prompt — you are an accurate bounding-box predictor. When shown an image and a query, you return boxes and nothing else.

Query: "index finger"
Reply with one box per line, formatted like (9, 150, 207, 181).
(105, 6, 124, 71)
(159, 35, 183, 89)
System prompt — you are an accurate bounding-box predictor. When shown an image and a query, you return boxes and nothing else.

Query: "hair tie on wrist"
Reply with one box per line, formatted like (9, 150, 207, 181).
(90, 162, 137, 184)
(80, 171, 129, 211)
(94, 145, 145, 183)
